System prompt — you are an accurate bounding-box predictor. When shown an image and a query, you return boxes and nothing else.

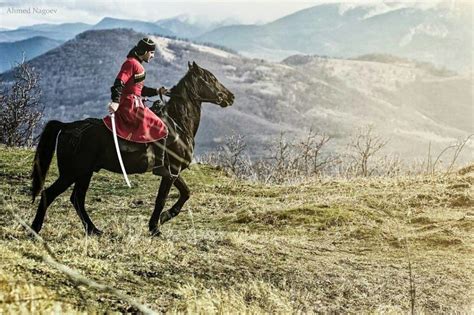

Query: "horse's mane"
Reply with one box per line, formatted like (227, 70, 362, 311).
(162, 69, 202, 138)
(169, 66, 212, 100)
(169, 70, 196, 98)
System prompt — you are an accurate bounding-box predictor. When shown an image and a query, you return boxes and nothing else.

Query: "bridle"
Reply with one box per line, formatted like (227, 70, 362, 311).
(195, 76, 227, 105)
(159, 75, 227, 105)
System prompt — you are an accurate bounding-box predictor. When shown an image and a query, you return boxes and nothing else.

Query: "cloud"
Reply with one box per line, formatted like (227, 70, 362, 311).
(0, 0, 322, 28)
(0, 2, 100, 28)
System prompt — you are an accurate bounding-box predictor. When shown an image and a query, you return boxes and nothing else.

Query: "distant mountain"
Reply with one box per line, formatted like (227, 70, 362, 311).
(1, 29, 471, 160)
(0, 17, 176, 43)
(0, 22, 91, 42)
(0, 16, 225, 64)
(198, 2, 472, 72)
(156, 15, 241, 38)
(0, 36, 64, 73)
(92, 17, 174, 37)
(17, 22, 91, 32)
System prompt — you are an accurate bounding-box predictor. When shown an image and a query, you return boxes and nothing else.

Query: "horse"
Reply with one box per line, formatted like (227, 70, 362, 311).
(30, 61, 234, 237)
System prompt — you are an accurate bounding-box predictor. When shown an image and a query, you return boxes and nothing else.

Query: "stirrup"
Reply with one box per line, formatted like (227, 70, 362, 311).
(152, 138, 168, 176)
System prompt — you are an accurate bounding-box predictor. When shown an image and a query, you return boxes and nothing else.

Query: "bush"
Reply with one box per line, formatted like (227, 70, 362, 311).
(199, 129, 335, 184)
(0, 58, 44, 147)
(199, 126, 473, 183)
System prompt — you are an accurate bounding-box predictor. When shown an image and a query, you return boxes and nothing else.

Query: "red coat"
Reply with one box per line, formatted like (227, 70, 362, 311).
(103, 57, 168, 143)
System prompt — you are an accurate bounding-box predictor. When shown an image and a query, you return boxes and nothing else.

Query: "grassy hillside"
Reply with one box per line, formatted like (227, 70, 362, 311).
(0, 146, 472, 313)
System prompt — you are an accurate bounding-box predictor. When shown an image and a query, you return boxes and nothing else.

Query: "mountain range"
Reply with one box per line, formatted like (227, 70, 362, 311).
(92, 17, 174, 36)
(197, 2, 472, 72)
(0, 22, 90, 42)
(0, 2, 471, 73)
(0, 36, 63, 72)
(0, 16, 233, 73)
(0, 29, 471, 161)
(156, 14, 241, 38)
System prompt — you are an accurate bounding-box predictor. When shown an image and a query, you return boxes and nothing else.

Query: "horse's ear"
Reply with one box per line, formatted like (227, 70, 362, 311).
(188, 61, 202, 75)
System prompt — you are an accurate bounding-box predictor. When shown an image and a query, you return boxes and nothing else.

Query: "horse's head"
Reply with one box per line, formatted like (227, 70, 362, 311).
(188, 61, 234, 107)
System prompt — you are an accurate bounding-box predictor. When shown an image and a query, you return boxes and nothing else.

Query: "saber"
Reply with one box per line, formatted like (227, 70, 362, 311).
(110, 113, 131, 187)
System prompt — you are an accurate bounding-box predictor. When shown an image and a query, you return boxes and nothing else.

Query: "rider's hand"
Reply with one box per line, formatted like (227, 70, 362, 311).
(157, 86, 169, 96)
(108, 102, 119, 114)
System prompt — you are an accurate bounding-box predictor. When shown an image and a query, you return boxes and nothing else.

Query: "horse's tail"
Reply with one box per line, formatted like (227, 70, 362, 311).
(31, 120, 64, 202)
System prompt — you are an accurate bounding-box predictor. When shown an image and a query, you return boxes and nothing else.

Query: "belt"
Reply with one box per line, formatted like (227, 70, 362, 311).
(133, 95, 143, 108)
(121, 94, 144, 108)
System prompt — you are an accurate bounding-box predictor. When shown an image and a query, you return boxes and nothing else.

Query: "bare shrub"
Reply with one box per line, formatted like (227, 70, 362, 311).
(267, 132, 295, 183)
(200, 129, 334, 184)
(375, 154, 404, 177)
(347, 125, 389, 177)
(199, 133, 249, 177)
(425, 134, 474, 175)
(294, 128, 333, 176)
(199, 127, 471, 182)
(0, 57, 44, 147)
(217, 133, 248, 175)
(267, 130, 335, 183)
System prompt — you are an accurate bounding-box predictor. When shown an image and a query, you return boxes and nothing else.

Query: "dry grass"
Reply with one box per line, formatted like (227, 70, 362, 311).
(0, 146, 472, 313)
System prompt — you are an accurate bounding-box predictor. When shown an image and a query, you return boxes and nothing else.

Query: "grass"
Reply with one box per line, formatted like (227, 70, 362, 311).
(0, 145, 473, 313)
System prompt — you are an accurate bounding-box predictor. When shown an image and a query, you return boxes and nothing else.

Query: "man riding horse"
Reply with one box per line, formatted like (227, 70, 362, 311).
(103, 37, 169, 176)
(30, 37, 235, 236)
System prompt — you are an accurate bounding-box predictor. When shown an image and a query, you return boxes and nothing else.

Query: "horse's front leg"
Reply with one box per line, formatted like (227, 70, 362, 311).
(159, 175, 190, 225)
(149, 176, 174, 236)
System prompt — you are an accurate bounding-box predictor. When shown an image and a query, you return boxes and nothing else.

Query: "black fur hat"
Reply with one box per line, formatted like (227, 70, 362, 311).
(136, 37, 155, 52)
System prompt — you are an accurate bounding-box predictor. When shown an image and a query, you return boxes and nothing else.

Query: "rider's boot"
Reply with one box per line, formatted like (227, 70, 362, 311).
(152, 138, 170, 176)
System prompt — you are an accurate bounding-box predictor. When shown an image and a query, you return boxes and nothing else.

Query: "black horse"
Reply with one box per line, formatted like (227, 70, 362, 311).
(31, 61, 234, 236)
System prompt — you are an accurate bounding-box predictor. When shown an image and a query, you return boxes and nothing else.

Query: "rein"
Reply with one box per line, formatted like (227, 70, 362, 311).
(160, 91, 223, 105)
(162, 74, 224, 105)
(149, 72, 224, 142)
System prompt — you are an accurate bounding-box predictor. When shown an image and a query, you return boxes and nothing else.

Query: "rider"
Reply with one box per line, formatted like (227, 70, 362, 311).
(103, 37, 169, 176)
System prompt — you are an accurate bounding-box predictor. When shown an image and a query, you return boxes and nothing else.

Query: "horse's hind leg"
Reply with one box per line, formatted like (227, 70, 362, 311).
(159, 175, 190, 225)
(70, 173, 102, 236)
(31, 176, 73, 233)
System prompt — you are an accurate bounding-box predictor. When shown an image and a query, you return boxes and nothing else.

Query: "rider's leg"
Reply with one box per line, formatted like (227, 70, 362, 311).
(152, 137, 170, 176)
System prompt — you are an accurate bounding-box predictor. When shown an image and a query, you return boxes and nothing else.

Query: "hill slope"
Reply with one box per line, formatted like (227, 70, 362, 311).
(0, 28, 471, 160)
(0, 146, 472, 312)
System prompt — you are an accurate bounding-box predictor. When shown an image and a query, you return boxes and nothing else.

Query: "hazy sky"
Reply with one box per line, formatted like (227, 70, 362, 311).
(0, 0, 323, 28)
(0, 0, 444, 29)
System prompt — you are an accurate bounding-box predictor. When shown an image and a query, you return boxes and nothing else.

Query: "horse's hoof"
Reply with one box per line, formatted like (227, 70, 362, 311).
(150, 227, 161, 237)
(159, 211, 172, 225)
(87, 228, 103, 236)
(27, 229, 38, 240)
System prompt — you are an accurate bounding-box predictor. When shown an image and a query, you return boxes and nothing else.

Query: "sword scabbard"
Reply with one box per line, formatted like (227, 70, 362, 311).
(111, 113, 132, 188)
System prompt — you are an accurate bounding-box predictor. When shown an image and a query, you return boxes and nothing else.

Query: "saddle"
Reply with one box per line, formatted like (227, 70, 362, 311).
(62, 118, 104, 152)
(64, 110, 179, 154)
